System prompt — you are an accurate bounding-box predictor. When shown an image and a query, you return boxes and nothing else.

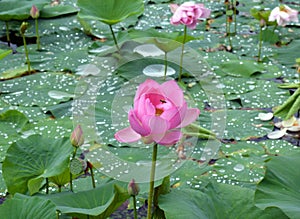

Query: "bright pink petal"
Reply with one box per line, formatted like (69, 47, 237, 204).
(134, 79, 160, 102)
(147, 116, 169, 143)
(129, 110, 150, 136)
(199, 7, 211, 18)
(135, 94, 155, 118)
(187, 20, 198, 29)
(170, 4, 179, 13)
(114, 127, 141, 143)
(178, 108, 200, 128)
(161, 80, 184, 106)
(161, 103, 187, 129)
(158, 130, 182, 146)
(171, 10, 184, 23)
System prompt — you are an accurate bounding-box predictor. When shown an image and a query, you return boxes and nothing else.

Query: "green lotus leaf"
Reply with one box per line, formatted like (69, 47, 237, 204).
(77, 0, 144, 25)
(40, 4, 78, 18)
(159, 183, 287, 218)
(42, 182, 130, 218)
(2, 134, 73, 195)
(255, 152, 300, 218)
(0, 195, 56, 219)
(274, 87, 300, 120)
(0, 0, 50, 21)
(0, 49, 11, 60)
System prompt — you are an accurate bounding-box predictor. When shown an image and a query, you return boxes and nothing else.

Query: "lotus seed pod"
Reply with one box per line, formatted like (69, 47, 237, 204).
(20, 22, 28, 34)
(70, 157, 87, 175)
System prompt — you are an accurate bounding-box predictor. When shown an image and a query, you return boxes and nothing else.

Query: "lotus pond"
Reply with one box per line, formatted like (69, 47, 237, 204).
(0, 0, 299, 218)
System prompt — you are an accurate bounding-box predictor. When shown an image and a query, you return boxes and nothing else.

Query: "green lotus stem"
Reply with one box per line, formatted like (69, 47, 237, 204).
(164, 52, 168, 80)
(5, 21, 10, 47)
(147, 143, 158, 219)
(58, 185, 61, 193)
(21, 33, 31, 73)
(89, 164, 96, 189)
(225, 3, 229, 34)
(109, 25, 120, 52)
(35, 18, 41, 50)
(278, 83, 299, 89)
(46, 178, 49, 194)
(56, 211, 60, 219)
(272, 23, 278, 33)
(133, 195, 138, 219)
(257, 25, 263, 62)
(69, 172, 73, 192)
(70, 147, 78, 192)
(183, 132, 217, 139)
(179, 25, 187, 82)
(233, 0, 237, 34)
(188, 123, 216, 136)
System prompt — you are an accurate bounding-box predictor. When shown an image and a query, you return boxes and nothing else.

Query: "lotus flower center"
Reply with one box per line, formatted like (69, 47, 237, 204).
(155, 99, 172, 116)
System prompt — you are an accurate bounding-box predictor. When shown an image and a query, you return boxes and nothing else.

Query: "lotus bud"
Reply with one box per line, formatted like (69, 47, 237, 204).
(259, 18, 266, 27)
(30, 5, 40, 19)
(127, 179, 140, 196)
(20, 22, 28, 34)
(70, 125, 84, 147)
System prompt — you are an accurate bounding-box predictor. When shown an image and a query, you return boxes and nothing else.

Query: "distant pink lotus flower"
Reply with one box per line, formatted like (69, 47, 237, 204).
(268, 5, 298, 26)
(170, 2, 211, 29)
(115, 79, 200, 146)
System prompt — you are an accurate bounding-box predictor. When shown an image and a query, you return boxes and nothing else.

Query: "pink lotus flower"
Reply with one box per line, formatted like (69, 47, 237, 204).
(268, 5, 298, 26)
(115, 79, 200, 146)
(170, 2, 211, 29)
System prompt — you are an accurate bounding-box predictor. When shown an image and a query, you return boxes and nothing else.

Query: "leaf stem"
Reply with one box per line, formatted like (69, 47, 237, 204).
(35, 18, 41, 50)
(5, 21, 10, 47)
(164, 52, 167, 80)
(109, 25, 120, 52)
(70, 147, 78, 192)
(179, 25, 187, 82)
(257, 25, 263, 62)
(133, 195, 138, 219)
(21, 33, 31, 73)
(46, 178, 49, 194)
(233, 0, 237, 34)
(147, 143, 158, 219)
(89, 164, 96, 189)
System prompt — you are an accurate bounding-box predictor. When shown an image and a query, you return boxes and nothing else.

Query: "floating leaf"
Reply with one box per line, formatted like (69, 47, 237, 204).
(0, 72, 77, 107)
(0, 110, 29, 161)
(220, 60, 265, 77)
